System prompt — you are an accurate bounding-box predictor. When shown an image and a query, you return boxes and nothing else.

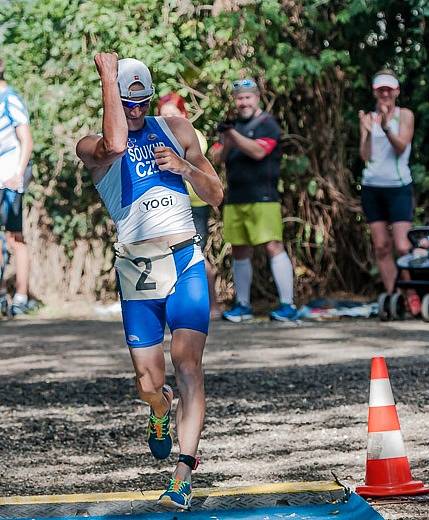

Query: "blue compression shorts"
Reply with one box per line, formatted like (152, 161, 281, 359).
(117, 243, 209, 348)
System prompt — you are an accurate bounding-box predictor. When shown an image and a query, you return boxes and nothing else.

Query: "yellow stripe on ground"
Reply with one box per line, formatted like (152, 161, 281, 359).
(200, 481, 342, 497)
(0, 481, 341, 506)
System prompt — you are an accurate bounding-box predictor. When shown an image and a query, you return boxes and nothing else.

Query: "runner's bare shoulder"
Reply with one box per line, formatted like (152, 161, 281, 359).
(162, 117, 196, 147)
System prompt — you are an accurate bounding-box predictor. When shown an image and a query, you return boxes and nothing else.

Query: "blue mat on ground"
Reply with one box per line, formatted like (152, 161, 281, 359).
(26, 493, 382, 520)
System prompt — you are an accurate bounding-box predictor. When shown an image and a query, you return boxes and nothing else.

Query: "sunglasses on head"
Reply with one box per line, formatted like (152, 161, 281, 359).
(121, 96, 153, 109)
(232, 79, 257, 90)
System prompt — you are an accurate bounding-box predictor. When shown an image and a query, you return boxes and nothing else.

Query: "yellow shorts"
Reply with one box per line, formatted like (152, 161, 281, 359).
(223, 202, 283, 246)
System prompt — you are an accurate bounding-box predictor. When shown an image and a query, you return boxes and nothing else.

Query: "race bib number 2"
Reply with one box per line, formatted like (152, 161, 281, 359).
(114, 242, 177, 301)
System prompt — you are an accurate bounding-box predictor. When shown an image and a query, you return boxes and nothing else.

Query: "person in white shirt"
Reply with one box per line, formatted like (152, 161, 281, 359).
(359, 70, 419, 315)
(0, 57, 33, 317)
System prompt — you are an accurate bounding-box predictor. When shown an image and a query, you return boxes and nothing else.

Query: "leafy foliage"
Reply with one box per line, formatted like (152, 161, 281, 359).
(1, 0, 428, 299)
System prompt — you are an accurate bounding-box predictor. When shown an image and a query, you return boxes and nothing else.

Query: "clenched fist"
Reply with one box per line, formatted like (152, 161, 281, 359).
(94, 52, 118, 84)
(154, 146, 189, 176)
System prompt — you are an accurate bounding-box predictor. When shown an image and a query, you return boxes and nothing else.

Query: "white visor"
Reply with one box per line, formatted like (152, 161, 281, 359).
(372, 74, 399, 90)
(118, 58, 155, 99)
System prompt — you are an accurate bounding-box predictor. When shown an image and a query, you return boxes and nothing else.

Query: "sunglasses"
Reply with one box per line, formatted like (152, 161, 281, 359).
(121, 96, 153, 109)
(232, 79, 257, 90)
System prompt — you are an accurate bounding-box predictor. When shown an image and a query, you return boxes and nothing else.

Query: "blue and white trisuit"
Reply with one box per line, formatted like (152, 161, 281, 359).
(96, 116, 209, 347)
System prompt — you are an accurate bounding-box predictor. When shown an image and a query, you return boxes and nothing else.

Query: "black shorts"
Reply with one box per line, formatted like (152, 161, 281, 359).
(191, 205, 210, 251)
(361, 184, 414, 224)
(0, 189, 23, 232)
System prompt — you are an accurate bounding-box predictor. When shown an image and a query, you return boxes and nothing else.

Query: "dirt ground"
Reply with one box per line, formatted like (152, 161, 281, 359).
(0, 305, 428, 519)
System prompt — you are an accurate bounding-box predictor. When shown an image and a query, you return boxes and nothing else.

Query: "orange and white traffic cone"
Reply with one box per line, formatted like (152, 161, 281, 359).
(356, 356, 429, 497)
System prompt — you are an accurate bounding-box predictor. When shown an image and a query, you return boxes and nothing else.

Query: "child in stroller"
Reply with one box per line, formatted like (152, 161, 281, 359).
(378, 226, 429, 321)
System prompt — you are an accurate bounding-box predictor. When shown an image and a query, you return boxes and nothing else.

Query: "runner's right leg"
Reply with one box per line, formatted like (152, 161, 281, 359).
(130, 344, 169, 414)
(130, 344, 173, 459)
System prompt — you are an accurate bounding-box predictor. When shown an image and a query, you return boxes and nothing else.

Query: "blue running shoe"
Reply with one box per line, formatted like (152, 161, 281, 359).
(10, 298, 40, 317)
(222, 303, 253, 323)
(158, 478, 192, 510)
(147, 385, 173, 460)
(269, 303, 299, 321)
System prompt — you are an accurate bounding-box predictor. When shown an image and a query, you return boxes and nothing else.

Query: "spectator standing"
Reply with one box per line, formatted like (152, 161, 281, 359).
(359, 70, 418, 314)
(212, 79, 297, 322)
(0, 57, 33, 316)
(156, 93, 222, 319)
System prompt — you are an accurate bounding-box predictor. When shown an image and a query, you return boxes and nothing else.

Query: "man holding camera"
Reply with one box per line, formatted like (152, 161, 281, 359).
(212, 79, 297, 322)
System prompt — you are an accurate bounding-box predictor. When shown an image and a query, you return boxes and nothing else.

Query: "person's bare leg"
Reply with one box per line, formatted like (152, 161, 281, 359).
(7, 232, 29, 296)
(170, 328, 206, 483)
(392, 221, 412, 264)
(369, 222, 396, 293)
(232, 244, 253, 261)
(392, 221, 418, 312)
(129, 343, 171, 417)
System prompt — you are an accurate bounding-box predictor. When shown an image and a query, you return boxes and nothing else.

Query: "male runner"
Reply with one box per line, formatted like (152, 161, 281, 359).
(76, 53, 223, 509)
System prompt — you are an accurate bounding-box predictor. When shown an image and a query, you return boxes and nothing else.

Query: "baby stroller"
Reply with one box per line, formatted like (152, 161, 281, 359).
(378, 226, 429, 322)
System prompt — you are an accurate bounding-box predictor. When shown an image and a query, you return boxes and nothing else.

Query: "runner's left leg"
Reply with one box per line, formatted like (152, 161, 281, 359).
(170, 328, 206, 483)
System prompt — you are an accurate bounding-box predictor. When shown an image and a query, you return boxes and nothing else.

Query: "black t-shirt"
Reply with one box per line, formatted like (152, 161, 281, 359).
(225, 112, 282, 204)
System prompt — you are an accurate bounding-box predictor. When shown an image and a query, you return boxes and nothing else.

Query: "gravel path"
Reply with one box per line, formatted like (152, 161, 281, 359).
(0, 311, 428, 519)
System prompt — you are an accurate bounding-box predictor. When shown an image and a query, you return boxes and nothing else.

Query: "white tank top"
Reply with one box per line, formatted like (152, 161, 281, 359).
(362, 107, 412, 187)
(96, 116, 195, 244)
(0, 87, 29, 188)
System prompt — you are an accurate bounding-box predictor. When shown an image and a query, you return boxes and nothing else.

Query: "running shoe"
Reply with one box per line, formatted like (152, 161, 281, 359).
(222, 303, 253, 322)
(147, 385, 173, 460)
(10, 299, 40, 317)
(406, 293, 421, 317)
(158, 478, 192, 510)
(269, 303, 299, 322)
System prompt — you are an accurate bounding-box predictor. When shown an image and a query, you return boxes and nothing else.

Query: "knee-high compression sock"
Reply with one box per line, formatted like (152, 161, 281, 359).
(232, 258, 253, 307)
(270, 251, 294, 305)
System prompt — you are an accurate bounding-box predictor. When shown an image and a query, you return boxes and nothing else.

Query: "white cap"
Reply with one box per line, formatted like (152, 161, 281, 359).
(372, 74, 399, 90)
(117, 58, 154, 99)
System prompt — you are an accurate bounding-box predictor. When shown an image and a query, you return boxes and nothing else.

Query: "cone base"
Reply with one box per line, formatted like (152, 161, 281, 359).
(356, 480, 429, 497)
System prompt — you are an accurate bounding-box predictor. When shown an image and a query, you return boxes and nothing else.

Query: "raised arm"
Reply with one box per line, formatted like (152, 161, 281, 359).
(359, 110, 372, 163)
(155, 117, 223, 207)
(76, 53, 127, 183)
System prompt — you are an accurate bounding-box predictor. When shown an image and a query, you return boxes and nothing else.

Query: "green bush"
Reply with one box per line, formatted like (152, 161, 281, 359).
(1, 0, 428, 298)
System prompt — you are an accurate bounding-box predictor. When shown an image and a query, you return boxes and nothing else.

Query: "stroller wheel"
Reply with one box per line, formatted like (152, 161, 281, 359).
(378, 292, 391, 321)
(389, 293, 406, 320)
(421, 294, 429, 322)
